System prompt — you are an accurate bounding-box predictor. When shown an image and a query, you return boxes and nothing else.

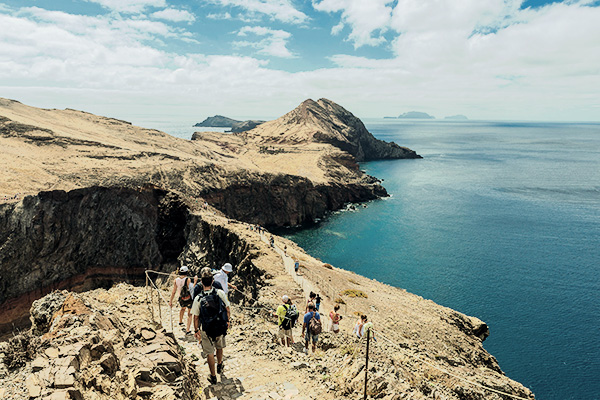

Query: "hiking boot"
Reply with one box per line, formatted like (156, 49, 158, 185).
(217, 363, 224, 374)
(303, 348, 308, 354)
(208, 375, 217, 385)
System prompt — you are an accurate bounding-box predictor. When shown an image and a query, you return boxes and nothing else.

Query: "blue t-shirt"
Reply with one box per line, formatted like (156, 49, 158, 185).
(303, 311, 320, 325)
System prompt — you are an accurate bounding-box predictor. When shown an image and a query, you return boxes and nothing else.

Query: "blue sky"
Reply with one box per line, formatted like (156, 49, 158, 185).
(0, 0, 599, 122)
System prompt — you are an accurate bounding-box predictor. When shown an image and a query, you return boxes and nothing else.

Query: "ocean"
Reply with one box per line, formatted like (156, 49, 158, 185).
(139, 117, 600, 400)
(283, 119, 600, 400)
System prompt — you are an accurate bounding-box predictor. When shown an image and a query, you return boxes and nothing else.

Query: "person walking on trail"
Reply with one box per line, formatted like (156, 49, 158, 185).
(301, 303, 321, 354)
(354, 314, 375, 340)
(192, 267, 231, 385)
(274, 295, 297, 347)
(294, 260, 299, 274)
(168, 266, 198, 335)
(213, 262, 237, 295)
(329, 304, 342, 333)
(315, 294, 321, 311)
(305, 292, 316, 313)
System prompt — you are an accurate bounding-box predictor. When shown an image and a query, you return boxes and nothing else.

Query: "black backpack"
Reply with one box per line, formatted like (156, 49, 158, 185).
(281, 304, 299, 330)
(200, 289, 229, 341)
(179, 278, 191, 300)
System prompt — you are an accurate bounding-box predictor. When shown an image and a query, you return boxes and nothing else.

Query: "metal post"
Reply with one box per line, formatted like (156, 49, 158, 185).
(364, 328, 371, 400)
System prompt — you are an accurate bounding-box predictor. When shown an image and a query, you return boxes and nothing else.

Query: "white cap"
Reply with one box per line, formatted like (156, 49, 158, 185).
(282, 295, 290, 303)
(179, 265, 189, 273)
(222, 263, 233, 272)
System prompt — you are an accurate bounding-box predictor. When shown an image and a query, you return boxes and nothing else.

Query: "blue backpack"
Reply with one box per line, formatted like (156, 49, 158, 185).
(199, 289, 229, 341)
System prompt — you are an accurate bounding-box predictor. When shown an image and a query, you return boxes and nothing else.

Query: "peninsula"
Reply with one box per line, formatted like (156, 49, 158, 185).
(0, 97, 534, 400)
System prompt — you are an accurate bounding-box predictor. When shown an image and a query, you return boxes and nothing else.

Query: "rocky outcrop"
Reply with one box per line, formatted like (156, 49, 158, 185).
(194, 115, 239, 127)
(248, 99, 421, 161)
(0, 285, 200, 400)
(230, 119, 265, 133)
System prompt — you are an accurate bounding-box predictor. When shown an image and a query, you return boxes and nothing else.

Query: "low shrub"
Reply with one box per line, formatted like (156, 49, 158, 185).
(341, 289, 368, 298)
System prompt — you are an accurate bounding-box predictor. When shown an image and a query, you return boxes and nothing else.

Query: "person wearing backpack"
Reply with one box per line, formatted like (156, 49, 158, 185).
(168, 266, 198, 335)
(191, 267, 231, 385)
(301, 303, 321, 354)
(274, 295, 297, 347)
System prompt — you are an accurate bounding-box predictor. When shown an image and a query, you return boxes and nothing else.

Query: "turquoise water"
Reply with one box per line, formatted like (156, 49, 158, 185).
(284, 120, 600, 400)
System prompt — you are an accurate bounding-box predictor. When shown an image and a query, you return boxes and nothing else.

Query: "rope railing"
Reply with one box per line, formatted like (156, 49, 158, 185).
(262, 233, 532, 400)
(145, 269, 175, 333)
(143, 233, 531, 400)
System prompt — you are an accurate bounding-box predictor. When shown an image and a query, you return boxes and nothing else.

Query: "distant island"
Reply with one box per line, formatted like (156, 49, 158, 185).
(398, 111, 435, 119)
(445, 114, 468, 120)
(194, 115, 265, 133)
(194, 115, 238, 127)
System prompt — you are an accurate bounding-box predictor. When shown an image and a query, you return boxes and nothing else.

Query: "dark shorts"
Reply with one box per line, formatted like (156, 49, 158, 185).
(179, 296, 193, 308)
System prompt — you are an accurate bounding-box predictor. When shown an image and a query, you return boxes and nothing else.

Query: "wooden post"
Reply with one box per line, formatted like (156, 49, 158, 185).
(364, 328, 371, 400)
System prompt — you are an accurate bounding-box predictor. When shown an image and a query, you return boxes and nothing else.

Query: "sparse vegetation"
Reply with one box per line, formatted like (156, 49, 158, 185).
(334, 297, 346, 304)
(341, 289, 368, 298)
(348, 279, 360, 285)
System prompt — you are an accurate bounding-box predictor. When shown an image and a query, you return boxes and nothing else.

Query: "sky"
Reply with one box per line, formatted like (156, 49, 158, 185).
(0, 0, 599, 123)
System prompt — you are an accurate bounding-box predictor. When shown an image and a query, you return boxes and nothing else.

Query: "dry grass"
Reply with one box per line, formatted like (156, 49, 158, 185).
(341, 289, 368, 298)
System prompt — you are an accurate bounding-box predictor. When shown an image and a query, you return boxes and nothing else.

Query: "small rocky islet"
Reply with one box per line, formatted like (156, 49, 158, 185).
(0, 97, 534, 399)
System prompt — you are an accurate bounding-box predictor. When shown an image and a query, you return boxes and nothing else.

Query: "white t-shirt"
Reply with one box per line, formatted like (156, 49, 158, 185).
(191, 287, 230, 317)
(213, 270, 229, 294)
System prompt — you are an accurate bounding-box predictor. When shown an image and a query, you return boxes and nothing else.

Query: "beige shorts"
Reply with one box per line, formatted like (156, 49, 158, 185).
(278, 326, 292, 340)
(200, 330, 226, 354)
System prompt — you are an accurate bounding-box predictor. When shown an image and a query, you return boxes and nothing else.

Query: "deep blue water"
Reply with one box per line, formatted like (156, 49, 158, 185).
(284, 120, 600, 400)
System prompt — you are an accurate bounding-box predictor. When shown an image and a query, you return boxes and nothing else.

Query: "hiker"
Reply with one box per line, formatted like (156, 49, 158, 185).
(192, 267, 231, 385)
(294, 260, 299, 274)
(305, 292, 316, 313)
(354, 314, 375, 339)
(284, 244, 287, 256)
(329, 304, 342, 333)
(301, 303, 321, 354)
(213, 262, 237, 295)
(315, 294, 321, 311)
(168, 266, 197, 335)
(274, 295, 298, 347)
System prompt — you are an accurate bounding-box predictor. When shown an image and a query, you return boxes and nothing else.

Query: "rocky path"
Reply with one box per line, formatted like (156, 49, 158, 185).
(148, 232, 347, 400)
(161, 301, 338, 400)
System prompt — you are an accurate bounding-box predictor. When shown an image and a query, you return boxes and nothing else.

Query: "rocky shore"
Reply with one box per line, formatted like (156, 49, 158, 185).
(0, 97, 535, 399)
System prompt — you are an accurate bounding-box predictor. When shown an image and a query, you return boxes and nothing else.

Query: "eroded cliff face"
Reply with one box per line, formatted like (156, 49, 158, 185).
(199, 171, 386, 228)
(0, 186, 265, 333)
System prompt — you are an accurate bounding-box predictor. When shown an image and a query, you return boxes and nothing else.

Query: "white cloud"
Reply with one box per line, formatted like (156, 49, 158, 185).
(312, 0, 393, 47)
(1, 2, 599, 121)
(204, 0, 309, 24)
(151, 8, 196, 23)
(207, 12, 232, 20)
(85, 0, 167, 13)
(235, 26, 296, 58)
